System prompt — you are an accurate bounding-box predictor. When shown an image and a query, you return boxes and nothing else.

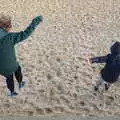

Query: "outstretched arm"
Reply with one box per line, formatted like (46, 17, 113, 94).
(8, 16, 43, 45)
(89, 55, 108, 63)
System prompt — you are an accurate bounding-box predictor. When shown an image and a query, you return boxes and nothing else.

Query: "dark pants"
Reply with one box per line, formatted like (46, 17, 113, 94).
(5, 66, 23, 93)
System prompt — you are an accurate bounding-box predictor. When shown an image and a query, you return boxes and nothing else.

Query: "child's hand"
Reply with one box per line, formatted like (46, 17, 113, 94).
(87, 58, 92, 65)
(32, 16, 43, 26)
(86, 57, 93, 65)
(84, 55, 92, 65)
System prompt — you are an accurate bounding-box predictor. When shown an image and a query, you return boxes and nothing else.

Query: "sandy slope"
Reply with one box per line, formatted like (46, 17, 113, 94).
(0, 0, 120, 116)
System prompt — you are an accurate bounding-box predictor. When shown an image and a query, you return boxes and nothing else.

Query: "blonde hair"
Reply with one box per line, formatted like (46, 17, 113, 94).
(0, 15, 11, 30)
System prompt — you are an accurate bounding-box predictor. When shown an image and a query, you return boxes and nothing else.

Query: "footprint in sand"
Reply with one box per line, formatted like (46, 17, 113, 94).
(44, 107, 53, 114)
(75, 65, 79, 69)
(56, 57, 61, 62)
(27, 111, 34, 116)
(74, 75, 78, 80)
(35, 108, 45, 114)
(37, 80, 41, 83)
(80, 101, 86, 106)
(73, 92, 78, 98)
(60, 95, 71, 104)
(54, 106, 64, 112)
(47, 73, 52, 80)
(56, 70, 62, 77)
(105, 96, 114, 105)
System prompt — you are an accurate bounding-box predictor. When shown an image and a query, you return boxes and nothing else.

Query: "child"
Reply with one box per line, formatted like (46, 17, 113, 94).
(89, 42, 120, 92)
(0, 15, 43, 96)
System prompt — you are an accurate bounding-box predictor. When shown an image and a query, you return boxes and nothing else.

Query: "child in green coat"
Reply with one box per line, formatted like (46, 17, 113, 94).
(0, 15, 43, 96)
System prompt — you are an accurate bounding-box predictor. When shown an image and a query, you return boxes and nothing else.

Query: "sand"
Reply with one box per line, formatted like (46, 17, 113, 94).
(0, 0, 120, 116)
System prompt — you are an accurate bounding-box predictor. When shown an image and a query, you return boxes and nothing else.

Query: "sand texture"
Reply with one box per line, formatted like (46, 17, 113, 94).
(0, 0, 120, 116)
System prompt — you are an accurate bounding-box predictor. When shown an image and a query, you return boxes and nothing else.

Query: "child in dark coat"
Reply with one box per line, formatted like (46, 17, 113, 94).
(89, 42, 120, 92)
(0, 15, 43, 96)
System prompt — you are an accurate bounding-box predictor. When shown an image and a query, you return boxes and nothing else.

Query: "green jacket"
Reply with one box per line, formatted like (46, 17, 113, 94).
(0, 16, 42, 77)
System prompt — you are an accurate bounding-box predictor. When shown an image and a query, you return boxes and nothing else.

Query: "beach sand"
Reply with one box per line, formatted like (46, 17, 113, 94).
(0, 0, 120, 116)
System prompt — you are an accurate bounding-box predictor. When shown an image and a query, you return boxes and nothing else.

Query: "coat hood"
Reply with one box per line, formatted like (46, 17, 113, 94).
(110, 41, 120, 55)
(0, 28, 8, 39)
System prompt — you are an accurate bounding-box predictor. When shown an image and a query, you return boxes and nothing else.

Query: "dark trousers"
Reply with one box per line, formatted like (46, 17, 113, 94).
(5, 66, 23, 93)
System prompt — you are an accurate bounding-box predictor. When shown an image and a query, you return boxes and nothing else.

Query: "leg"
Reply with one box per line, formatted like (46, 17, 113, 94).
(6, 74, 14, 93)
(15, 65, 25, 88)
(5, 75, 18, 96)
(95, 76, 104, 91)
(104, 82, 111, 90)
(15, 65, 23, 83)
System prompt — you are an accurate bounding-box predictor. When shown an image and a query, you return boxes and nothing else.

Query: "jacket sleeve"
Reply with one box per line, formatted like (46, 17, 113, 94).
(8, 23, 36, 45)
(89, 55, 108, 63)
(8, 16, 42, 45)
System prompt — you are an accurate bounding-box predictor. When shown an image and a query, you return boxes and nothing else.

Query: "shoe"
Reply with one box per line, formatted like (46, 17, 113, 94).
(94, 86, 98, 91)
(105, 83, 110, 90)
(8, 91, 18, 96)
(19, 81, 25, 89)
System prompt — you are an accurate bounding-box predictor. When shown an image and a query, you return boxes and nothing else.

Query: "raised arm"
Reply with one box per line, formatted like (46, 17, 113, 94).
(89, 55, 108, 63)
(8, 16, 43, 45)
